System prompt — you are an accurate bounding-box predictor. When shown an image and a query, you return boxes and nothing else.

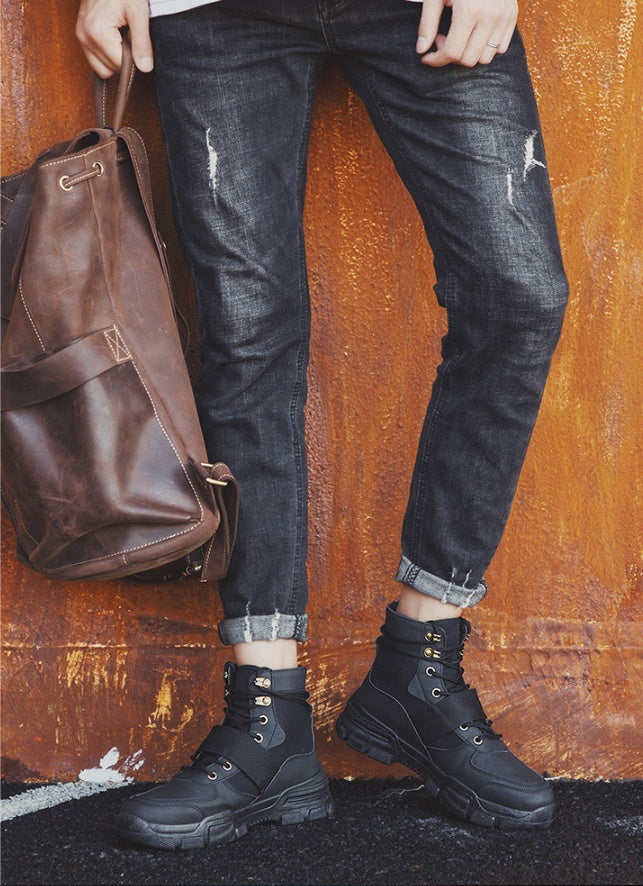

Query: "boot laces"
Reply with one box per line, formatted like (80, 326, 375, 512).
(185, 685, 310, 775)
(384, 632, 500, 740)
(434, 642, 499, 739)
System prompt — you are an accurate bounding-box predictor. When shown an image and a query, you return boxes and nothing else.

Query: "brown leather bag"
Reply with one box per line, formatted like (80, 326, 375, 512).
(1, 49, 238, 582)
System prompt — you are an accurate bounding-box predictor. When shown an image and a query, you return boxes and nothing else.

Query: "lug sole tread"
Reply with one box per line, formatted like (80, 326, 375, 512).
(336, 701, 555, 831)
(115, 772, 334, 850)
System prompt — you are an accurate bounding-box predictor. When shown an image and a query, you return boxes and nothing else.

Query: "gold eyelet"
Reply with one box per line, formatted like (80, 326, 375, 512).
(207, 771, 218, 780)
(473, 735, 483, 745)
(431, 687, 442, 698)
(258, 715, 269, 725)
(424, 631, 441, 643)
(222, 761, 232, 771)
(254, 733, 264, 743)
(459, 724, 469, 731)
(425, 666, 436, 676)
(424, 648, 441, 659)
(255, 696, 272, 706)
(254, 676, 271, 689)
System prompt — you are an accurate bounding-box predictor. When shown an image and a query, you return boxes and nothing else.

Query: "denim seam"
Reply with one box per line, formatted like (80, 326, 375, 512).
(408, 281, 464, 556)
(284, 56, 321, 618)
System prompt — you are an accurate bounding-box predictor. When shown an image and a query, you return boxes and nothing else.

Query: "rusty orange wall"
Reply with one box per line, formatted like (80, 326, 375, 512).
(1, 2, 641, 783)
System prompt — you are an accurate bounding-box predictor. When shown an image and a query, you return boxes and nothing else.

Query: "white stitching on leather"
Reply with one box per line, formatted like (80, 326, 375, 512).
(18, 279, 46, 351)
(45, 344, 206, 572)
(103, 326, 130, 362)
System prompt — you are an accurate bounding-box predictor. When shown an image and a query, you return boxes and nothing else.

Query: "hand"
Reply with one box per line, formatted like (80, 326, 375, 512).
(416, 0, 518, 68)
(76, 0, 153, 78)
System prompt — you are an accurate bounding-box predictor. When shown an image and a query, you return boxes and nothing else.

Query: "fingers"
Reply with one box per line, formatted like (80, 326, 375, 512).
(417, 0, 518, 69)
(75, 11, 124, 78)
(75, 0, 152, 78)
(127, 3, 154, 73)
(416, 0, 444, 55)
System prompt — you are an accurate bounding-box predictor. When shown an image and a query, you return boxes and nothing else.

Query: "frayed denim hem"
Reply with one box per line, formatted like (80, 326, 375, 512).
(396, 556, 487, 608)
(218, 613, 309, 645)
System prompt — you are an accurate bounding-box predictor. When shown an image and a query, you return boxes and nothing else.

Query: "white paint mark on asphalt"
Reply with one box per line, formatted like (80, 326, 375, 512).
(1, 780, 130, 822)
(79, 745, 129, 784)
(1, 746, 144, 821)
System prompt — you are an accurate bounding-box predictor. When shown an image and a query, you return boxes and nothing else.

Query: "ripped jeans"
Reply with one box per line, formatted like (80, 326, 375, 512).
(150, 0, 568, 645)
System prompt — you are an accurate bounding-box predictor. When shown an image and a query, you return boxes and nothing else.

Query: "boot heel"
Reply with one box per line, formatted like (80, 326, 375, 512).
(276, 770, 335, 825)
(336, 700, 399, 766)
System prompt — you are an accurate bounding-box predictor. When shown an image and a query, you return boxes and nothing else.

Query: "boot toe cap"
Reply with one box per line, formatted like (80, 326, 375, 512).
(470, 747, 555, 813)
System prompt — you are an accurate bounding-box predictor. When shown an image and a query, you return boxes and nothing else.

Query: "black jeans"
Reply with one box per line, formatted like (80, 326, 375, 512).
(151, 0, 568, 645)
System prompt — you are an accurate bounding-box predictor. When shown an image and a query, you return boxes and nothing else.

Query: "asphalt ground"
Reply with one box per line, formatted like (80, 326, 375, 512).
(1, 778, 642, 886)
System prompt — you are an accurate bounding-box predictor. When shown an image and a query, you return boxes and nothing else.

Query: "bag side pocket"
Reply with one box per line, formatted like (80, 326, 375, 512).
(1, 325, 216, 579)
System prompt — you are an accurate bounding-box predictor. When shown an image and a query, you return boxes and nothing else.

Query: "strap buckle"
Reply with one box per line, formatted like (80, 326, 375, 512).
(201, 462, 229, 486)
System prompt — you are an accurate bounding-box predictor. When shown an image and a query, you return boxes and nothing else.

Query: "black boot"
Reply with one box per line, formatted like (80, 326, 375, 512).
(336, 603, 555, 829)
(116, 663, 334, 849)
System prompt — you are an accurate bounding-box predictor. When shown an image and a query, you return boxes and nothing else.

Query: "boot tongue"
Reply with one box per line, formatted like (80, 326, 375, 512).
(430, 616, 466, 651)
(227, 663, 269, 692)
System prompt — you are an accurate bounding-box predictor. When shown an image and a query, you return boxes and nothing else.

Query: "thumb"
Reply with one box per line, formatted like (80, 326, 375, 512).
(127, 7, 154, 72)
(416, 0, 444, 54)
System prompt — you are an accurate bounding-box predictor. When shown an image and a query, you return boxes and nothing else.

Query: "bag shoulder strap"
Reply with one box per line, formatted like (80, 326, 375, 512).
(200, 464, 240, 582)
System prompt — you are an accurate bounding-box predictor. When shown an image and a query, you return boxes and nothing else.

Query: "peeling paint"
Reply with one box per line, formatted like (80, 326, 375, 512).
(149, 675, 173, 728)
(78, 747, 129, 784)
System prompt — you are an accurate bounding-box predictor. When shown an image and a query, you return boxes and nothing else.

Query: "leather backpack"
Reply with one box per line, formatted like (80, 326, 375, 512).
(1, 49, 238, 582)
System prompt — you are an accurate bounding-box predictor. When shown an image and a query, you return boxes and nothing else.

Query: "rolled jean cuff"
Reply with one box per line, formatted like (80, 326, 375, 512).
(396, 556, 487, 609)
(218, 613, 309, 646)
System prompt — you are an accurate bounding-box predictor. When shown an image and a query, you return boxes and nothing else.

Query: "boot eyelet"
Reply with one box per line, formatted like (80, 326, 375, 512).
(222, 761, 232, 771)
(473, 735, 483, 745)
(459, 724, 469, 731)
(258, 715, 269, 725)
(431, 687, 442, 698)
(207, 771, 218, 780)
(254, 676, 271, 689)
(254, 733, 264, 743)
(424, 631, 441, 643)
(424, 648, 441, 659)
(425, 666, 436, 676)
(255, 696, 272, 706)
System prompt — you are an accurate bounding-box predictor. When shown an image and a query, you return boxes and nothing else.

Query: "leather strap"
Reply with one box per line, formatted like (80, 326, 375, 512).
(420, 688, 487, 742)
(200, 463, 240, 582)
(117, 127, 173, 295)
(1, 326, 130, 411)
(197, 725, 276, 789)
(92, 38, 135, 131)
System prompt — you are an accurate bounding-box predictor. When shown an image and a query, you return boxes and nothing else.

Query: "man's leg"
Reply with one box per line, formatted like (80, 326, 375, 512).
(331, 2, 567, 827)
(114, 2, 333, 849)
